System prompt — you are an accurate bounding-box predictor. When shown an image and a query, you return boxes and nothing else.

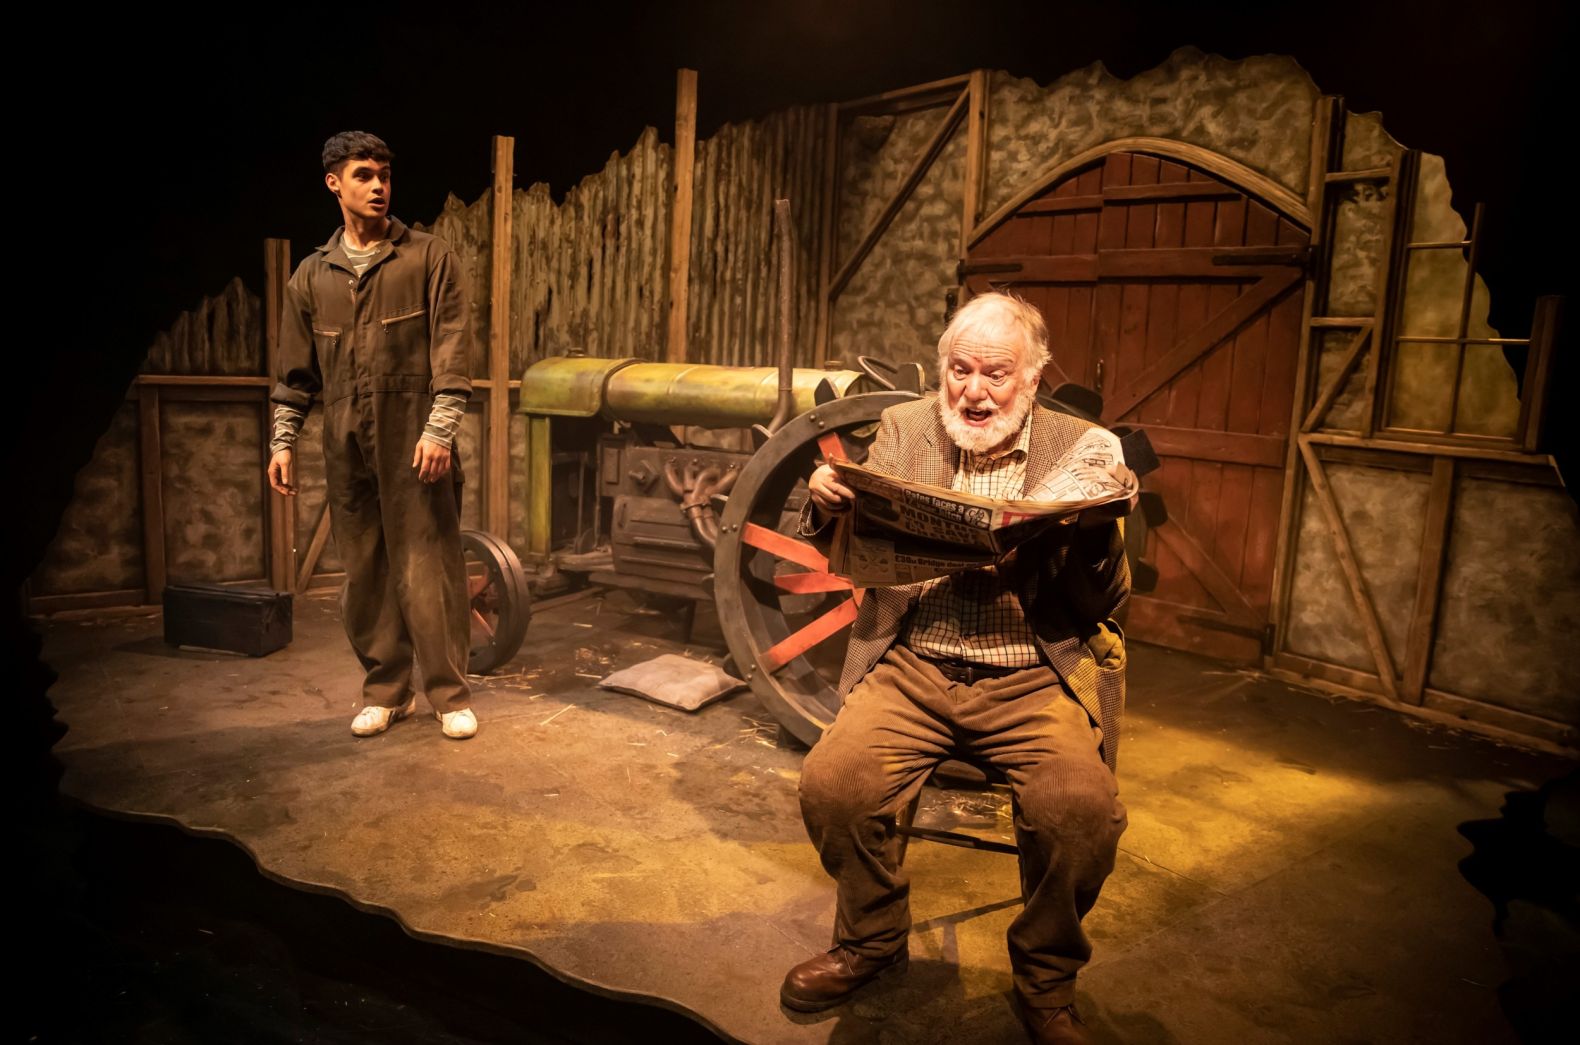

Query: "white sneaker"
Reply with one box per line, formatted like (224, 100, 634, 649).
(350, 696, 417, 737)
(437, 707, 478, 739)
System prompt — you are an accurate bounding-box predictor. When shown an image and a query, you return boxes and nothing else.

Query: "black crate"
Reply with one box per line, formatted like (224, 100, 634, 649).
(163, 583, 292, 657)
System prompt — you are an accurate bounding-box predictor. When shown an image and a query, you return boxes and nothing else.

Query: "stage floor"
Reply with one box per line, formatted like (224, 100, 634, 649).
(44, 589, 1572, 1044)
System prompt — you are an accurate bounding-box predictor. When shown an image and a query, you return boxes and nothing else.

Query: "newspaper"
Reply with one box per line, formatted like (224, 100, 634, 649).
(827, 426, 1137, 587)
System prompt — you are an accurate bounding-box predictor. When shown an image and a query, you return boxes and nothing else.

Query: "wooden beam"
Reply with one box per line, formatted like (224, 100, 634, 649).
(1312, 444, 1434, 474)
(1445, 202, 1485, 434)
(1401, 457, 1455, 704)
(1011, 195, 1105, 216)
(1519, 295, 1562, 452)
(1270, 652, 1577, 752)
(1102, 181, 1240, 203)
(263, 237, 295, 593)
(960, 254, 1098, 283)
(1303, 430, 1552, 464)
(1420, 688, 1578, 751)
(1141, 425, 1288, 469)
(1366, 149, 1416, 436)
(665, 68, 699, 365)
(836, 73, 970, 114)
(1270, 95, 1341, 661)
(829, 87, 968, 302)
(1301, 322, 1372, 432)
(1324, 166, 1392, 182)
(1297, 437, 1400, 700)
(814, 102, 839, 363)
(1271, 651, 1395, 701)
(487, 134, 515, 540)
(295, 501, 333, 594)
(1098, 247, 1308, 278)
(138, 385, 166, 603)
(959, 69, 989, 261)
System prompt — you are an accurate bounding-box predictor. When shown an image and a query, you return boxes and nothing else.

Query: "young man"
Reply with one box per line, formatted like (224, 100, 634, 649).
(787, 292, 1133, 1043)
(267, 131, 477, 740)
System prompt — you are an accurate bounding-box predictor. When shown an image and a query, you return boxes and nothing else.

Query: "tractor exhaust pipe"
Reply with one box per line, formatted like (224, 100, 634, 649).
(767, 198, 796, 433)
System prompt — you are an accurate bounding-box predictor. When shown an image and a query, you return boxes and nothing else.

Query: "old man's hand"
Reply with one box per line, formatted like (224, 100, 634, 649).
(808, 463, 855, 513)
(1077, 462, 1139, 528)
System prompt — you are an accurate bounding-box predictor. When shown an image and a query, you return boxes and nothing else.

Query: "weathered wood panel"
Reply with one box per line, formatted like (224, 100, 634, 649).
(143, 277, 262, 376)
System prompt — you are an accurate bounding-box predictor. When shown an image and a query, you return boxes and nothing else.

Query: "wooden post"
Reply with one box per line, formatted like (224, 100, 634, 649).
(263, 238, 294, 591)
(814, 101, 839, 364)
(487, 135, 515, 540)
(666, 68, 698, 364)
(1519, 295, 1561, 452)
(138, 384, 166, 604)
(960, 69, 989, 260)
(1268, 95, 1339, 661)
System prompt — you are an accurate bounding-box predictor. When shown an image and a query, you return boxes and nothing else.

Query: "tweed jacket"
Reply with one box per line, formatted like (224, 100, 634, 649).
(818, 396, 1131, 771)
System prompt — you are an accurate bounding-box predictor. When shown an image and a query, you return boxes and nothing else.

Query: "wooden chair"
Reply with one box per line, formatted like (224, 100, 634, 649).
(895, 758, 1022, 868)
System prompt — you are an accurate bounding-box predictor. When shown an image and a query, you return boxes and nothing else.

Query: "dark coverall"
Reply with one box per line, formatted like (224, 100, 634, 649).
(271, 217, 472, 715)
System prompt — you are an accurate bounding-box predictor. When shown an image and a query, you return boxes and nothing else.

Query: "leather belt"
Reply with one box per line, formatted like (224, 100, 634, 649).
(919, 656, 1029, 685)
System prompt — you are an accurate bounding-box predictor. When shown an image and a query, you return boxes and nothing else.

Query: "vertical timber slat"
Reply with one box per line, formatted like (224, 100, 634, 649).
(815, 102, 840, 363)
(263, 237, 295, 591)
(1519, 296, 1561, 452)
(487, 135, 515, 540)
(960, 69, 990, 261)
(666, 68, 698, 364)
(1269, 95, 1338, 656)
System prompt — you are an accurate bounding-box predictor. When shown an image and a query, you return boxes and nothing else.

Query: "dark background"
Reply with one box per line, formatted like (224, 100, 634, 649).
(12, 0, 1576, 1038)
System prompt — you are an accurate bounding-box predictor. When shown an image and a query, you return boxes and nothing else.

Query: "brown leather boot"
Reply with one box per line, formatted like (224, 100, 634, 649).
(1015, 993, 1093, 1044)
(779, 945, 908, 1012)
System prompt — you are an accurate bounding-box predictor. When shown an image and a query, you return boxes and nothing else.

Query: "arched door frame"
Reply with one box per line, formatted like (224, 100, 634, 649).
(968, 136, 1312, 253)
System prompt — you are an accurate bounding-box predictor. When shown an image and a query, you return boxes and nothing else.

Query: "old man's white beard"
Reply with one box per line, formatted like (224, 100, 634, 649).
(940, 382, 1038, 454)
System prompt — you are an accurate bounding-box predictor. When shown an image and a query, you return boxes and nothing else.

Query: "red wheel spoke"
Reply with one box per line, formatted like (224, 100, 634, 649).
(773, 572, 853, 594)
(470, 608, 496, 639)
(742, 523, 828, 572)
(759, 597, 859, 673)
(817, 432, 847, 462)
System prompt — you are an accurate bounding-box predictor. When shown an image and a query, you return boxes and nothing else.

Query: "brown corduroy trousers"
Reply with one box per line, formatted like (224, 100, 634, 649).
(798, 644, 1126, 1009)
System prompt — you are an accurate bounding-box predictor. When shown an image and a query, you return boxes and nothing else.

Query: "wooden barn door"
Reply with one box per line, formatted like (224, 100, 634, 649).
(965, 151, 1309, 662)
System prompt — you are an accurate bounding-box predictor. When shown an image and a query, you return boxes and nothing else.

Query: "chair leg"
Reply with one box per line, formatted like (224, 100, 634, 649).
(1010, 792, 1027, 903)
(895, 791, 922, 866)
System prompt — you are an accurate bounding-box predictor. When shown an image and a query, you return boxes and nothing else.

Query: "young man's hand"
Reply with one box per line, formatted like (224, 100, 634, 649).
(808, 463, 855, 513)
(267, 449, 297, 495)
(412, 438, 452, 483)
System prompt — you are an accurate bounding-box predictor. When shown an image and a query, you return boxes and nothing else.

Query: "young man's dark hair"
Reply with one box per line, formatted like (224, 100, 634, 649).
(321, 131, 394, 174)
